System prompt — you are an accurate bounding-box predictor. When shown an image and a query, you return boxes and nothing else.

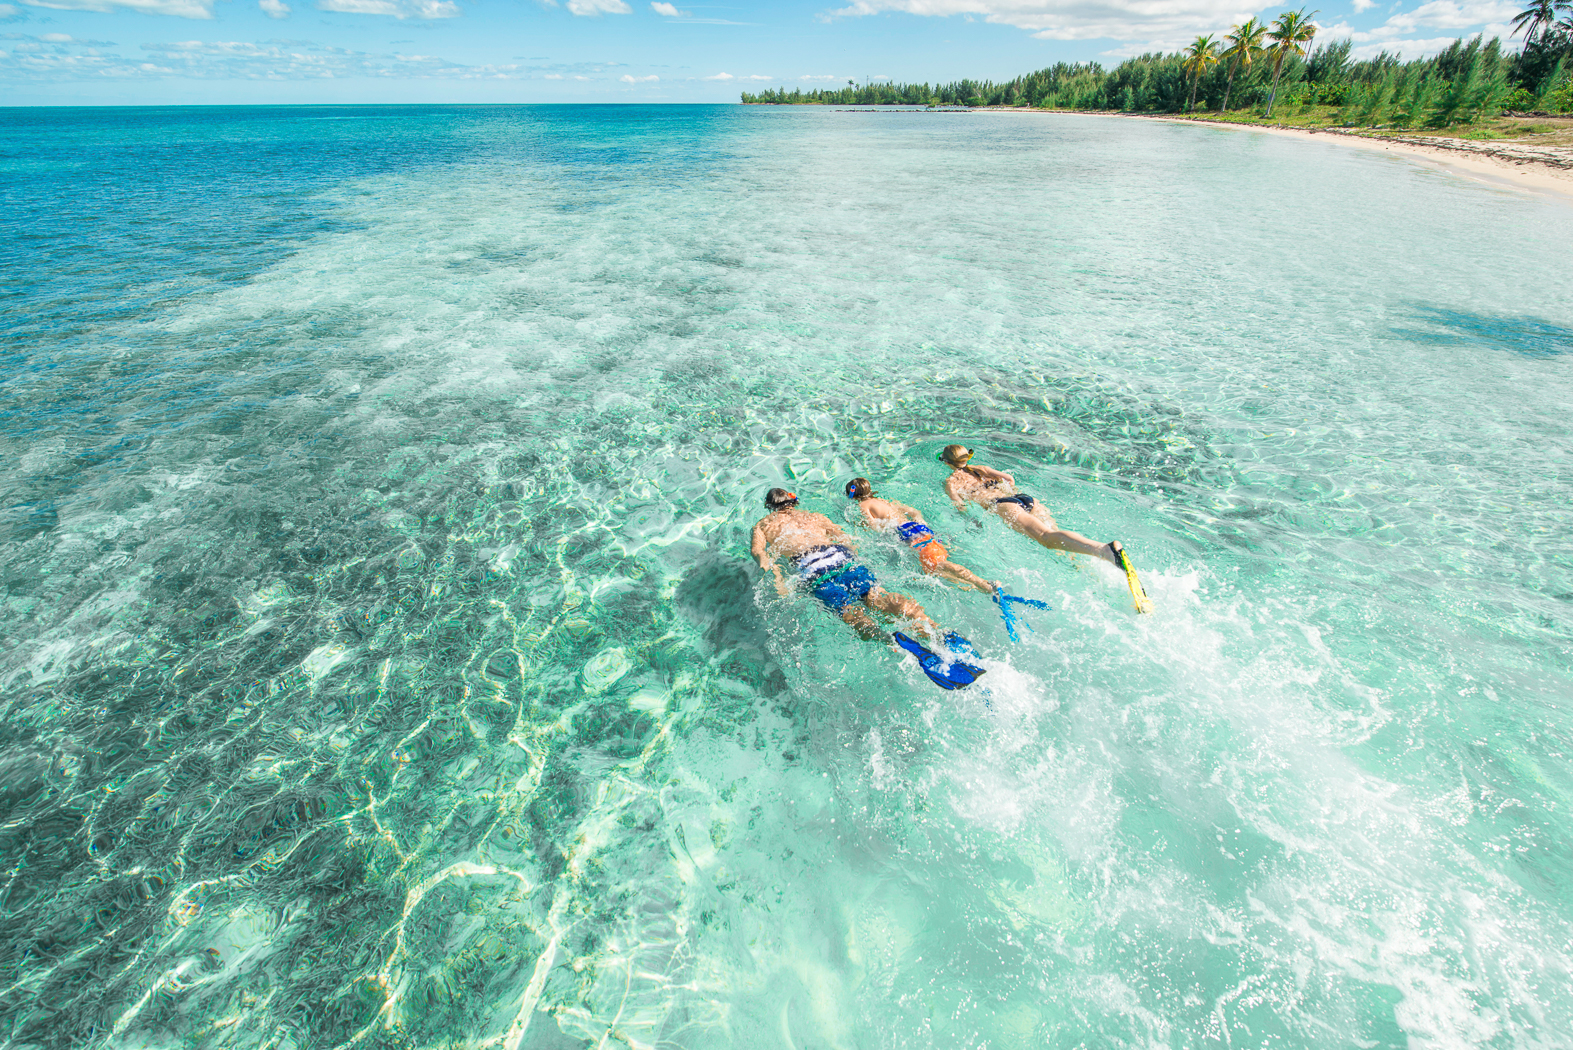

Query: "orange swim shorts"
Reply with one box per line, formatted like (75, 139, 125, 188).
(912, 536, 948, 572)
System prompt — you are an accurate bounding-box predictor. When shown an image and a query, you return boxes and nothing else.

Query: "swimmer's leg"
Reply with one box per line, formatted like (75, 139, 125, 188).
(995, 503, 1119, 564)
(931, 560, 999, 594)
(862, 587, 941, 640)
(838, 605, 889, 641)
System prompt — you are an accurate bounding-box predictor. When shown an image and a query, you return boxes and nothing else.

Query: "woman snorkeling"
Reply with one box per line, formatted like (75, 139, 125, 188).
(937, 444, 1152, 613)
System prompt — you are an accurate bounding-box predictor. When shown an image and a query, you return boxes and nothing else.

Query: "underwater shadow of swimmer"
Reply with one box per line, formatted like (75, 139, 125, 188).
(674, 552, 787, 696)
(1397, 306, 1573, 358)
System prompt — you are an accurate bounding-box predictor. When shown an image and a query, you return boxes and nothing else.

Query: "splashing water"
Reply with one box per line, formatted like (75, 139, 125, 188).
(1, 105, 1571, 1049)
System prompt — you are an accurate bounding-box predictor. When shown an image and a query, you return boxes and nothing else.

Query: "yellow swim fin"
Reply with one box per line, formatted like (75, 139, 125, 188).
(1110, 541, 1153, 615)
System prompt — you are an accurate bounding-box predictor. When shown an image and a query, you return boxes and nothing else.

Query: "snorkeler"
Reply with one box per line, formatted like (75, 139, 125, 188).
(750, 487, 985, 689)
(937, 445, 1153, 614)
(844, 477, 998, 595)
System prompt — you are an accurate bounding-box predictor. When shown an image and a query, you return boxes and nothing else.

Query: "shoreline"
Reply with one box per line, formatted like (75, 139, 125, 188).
(978, 107, 1573, 204)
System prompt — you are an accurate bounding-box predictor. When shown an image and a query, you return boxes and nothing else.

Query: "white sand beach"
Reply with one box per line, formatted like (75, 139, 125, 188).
(982, 108, 1573, 203)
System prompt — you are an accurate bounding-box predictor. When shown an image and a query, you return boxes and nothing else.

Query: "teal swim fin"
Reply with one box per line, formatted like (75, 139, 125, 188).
(893, 631, 986, 691)
(993, 591, 1052, 642)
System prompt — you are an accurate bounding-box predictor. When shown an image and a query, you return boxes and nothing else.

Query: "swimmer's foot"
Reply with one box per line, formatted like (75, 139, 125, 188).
(1108, 541, 1154, 615)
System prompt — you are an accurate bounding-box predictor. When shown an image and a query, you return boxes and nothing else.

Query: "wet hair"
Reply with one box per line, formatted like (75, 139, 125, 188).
(845, 477, 874, 500)
(939, 444, 990, 480)
(764, 487, 799, 510)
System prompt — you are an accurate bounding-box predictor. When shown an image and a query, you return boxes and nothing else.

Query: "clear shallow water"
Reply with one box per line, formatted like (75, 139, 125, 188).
(1, 104, 1571, 1049)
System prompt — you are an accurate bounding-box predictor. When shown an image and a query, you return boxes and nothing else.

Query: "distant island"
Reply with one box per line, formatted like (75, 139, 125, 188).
(743, 7, 1573, 133)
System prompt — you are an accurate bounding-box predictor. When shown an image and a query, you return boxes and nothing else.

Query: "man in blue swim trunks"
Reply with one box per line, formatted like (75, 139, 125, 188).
(750, 487, 945, 642)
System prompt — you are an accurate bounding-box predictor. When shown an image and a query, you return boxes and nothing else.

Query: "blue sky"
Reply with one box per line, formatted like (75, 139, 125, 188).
(1, 0, 1524, 104)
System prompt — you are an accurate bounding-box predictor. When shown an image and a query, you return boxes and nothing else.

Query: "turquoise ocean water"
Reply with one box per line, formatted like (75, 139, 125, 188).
(2, 104, 1571, 1048)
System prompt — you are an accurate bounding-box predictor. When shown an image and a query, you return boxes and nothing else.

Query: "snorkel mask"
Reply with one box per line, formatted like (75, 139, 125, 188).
(764, 488, 798, 511)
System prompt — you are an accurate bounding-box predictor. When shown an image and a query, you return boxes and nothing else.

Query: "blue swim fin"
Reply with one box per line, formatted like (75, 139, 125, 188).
(943, 631, 980, 659)
(993, 591, 1053, 643)
(893, 631, 986, 691)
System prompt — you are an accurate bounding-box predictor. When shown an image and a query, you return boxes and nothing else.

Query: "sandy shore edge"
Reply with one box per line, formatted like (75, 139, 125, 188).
(981, 108, 1573, 203)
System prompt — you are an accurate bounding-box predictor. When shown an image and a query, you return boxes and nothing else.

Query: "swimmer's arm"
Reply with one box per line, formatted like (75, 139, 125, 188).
(943, 474, 968, 514)
(975, 464, 1014, 486)
(893, 501, 925, 524)
(751, 524, 789, 597)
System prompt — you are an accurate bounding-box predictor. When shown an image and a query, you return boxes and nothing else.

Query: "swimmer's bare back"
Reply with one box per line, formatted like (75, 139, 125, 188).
(854, 495, 922, 532)
(753, 507, 847, 561)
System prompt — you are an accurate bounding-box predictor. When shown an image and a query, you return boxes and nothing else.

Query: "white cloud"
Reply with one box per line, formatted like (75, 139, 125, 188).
(259, 0, 290, 16)
(822, 0, 1278, 42)
(618, 72, 656, 81)
(704, 70, 733, 79)
(824, 0, 1516, 49)
(0, 34, 547, 77)
(317, 0, 458, 16)
(1316, 0, 1515, 55)
(744, 73, 770, 79)
(567, 0, 630, 14)
(1347, 0, 1515, 37)
(0, 3, 20, 14)
(20, 0, 214, 19)
(649, 0, 687, 13)
(799, 73, 844, 81)
(4, 29, 116, 42)
(1351, 33, 1476, 54)
(543, 71, 562, 77)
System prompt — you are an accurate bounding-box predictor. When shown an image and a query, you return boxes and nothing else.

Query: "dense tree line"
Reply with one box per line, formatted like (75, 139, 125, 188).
(741, 23, 1573, 125)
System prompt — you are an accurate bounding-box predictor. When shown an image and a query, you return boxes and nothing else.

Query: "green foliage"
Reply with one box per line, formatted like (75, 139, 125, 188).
(1539, 59, 1573, 110)
(740, 26, 1530, 128)
(1502, 86, 1537, 109)
(1428, 36, 1509, 125)
(1304, 37, 1352, 82)
(1313, 82, 1350, 105)
(1394, 71, 1442, 127)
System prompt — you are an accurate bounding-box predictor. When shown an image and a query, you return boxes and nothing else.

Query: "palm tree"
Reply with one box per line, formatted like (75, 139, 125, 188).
(1265, 8, 1320, 117)
(1510, 0, 1573, 43)
(1221, 17, 1268, 112)
(1183, 35, 1221, 112)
